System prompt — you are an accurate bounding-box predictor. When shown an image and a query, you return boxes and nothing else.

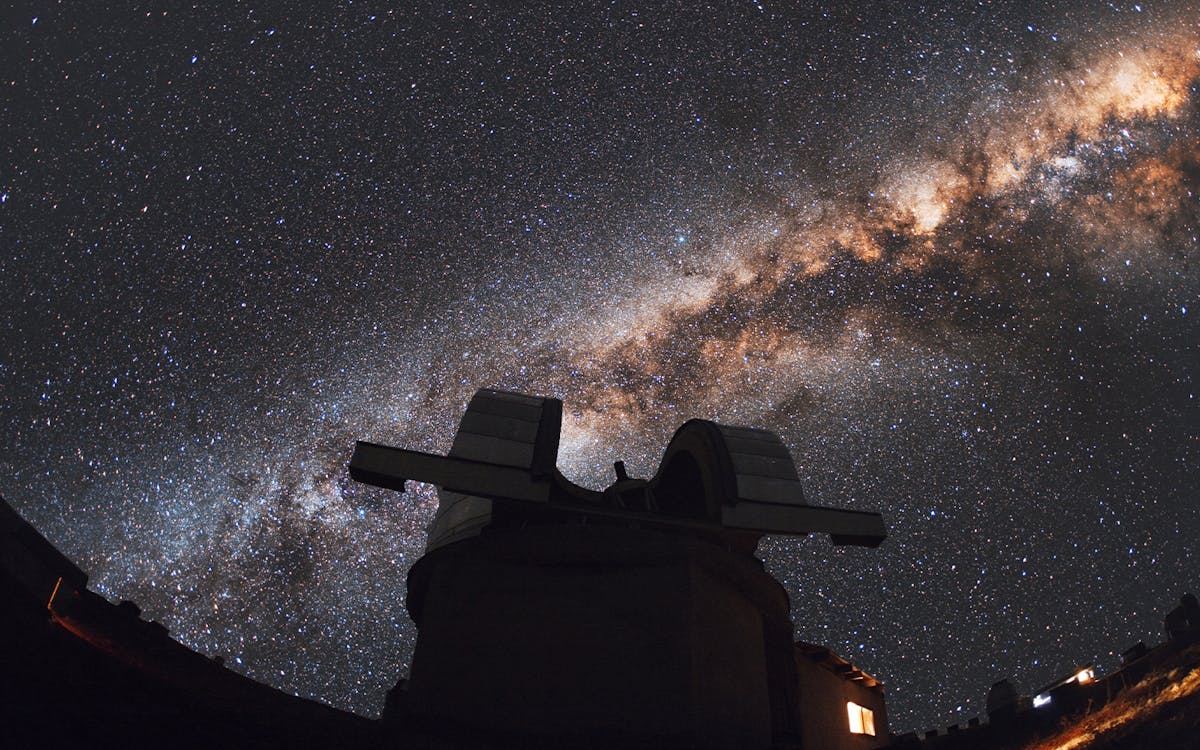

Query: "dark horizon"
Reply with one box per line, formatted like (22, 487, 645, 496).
(3, 2, 1198, 733)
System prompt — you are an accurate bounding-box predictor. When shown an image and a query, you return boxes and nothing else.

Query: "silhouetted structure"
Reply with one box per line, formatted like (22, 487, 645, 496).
(4, 388, 1200, 749)
(0, 496, 384, 750)
(1164, 593, 1200, 641)
(351, 388, 888, 749)
(985, 678, 1022, 727)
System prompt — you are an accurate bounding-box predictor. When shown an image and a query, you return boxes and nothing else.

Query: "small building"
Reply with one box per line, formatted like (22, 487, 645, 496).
(795, 641, 891, 750)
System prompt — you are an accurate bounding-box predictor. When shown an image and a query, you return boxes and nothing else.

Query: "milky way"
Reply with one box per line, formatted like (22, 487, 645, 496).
(3, 2, 1198, 732)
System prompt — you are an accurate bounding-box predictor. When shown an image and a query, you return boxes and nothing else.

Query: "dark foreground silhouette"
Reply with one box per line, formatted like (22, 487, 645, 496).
(1, 388, 1195, 749)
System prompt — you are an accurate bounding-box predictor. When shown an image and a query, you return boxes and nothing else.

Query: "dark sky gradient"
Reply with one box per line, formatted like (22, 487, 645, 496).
(3, 1, 1198, 732)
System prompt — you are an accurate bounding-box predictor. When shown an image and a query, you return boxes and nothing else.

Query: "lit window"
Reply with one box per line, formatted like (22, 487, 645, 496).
(847, 702, 876, 736)
(1074, 668, 1094, 685)
(1033, 693, 1052, 708)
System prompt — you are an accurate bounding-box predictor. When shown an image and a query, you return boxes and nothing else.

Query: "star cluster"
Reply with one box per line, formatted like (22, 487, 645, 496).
(2, 1, 1198, 732)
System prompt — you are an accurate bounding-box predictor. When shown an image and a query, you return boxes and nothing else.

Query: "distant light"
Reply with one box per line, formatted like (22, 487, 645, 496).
(1033, 693, 1052, 708)
(1075, 668, 1095, 684)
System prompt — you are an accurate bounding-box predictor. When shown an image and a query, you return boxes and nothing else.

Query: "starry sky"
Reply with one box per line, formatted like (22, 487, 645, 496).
(3, 0, 1198, 733)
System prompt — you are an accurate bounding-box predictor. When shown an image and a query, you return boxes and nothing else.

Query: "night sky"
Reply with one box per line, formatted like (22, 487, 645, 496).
(3, 1, 1198, 733)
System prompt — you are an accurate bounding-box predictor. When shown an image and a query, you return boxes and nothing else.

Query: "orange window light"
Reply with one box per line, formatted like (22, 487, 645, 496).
(847, 702, 876, 736)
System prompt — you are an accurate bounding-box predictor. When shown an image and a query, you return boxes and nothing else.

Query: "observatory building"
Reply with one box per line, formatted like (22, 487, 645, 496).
(351, 388, 889, 750)
(8, 389, 1200, 748)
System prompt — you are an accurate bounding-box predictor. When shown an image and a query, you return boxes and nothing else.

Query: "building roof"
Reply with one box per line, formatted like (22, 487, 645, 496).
(796, 640, 883, 689)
